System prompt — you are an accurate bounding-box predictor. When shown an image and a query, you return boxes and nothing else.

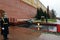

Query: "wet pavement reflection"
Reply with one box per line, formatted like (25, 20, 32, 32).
(0, 26, 60, 40)
(0, 26, 41, 40)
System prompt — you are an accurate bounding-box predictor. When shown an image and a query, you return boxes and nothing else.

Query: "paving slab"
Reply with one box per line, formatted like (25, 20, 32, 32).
(0, 26, 60, 40)
(0, 26, 41, 40)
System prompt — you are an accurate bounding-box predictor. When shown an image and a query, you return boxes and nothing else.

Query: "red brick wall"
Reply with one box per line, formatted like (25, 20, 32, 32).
(0, 0, 37, 22)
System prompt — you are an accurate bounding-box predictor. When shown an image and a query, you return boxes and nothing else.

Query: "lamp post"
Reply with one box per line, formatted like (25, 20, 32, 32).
(46, 14, 48, 23)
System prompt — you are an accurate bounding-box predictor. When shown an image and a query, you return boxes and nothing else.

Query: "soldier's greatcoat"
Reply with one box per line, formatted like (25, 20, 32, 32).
(1, 17, 9, 35)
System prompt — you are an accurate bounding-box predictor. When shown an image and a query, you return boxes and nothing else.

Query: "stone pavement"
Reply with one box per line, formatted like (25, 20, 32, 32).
(37, 33, 60, 40)
(0, 26, 60, 40)
(0, 26, 41, 40)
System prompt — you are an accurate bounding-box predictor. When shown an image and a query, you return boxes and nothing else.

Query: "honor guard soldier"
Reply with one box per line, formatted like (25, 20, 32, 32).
(0, 10, 9, 40)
